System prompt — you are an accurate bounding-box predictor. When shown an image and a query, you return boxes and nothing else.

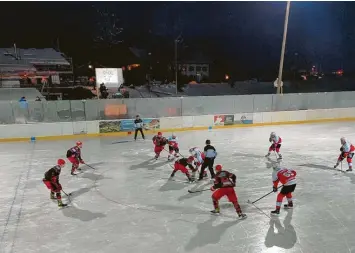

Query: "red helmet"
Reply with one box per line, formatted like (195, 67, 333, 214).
(57, 159, 66, 166)
(157, 132, 162, 137)
(215, 164, 222, 172)
(76, 141, 83, 147)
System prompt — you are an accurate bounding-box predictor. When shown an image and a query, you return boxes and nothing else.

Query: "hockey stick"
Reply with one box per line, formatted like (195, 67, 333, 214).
(188, 188, 210, 193)
(62, 190, 72, 197)
(84, 163, 96, 170)
(247, 185, 283, 204)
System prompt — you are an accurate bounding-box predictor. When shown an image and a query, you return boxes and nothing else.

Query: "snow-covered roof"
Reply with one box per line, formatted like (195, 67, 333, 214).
(0, 48, 70, 65)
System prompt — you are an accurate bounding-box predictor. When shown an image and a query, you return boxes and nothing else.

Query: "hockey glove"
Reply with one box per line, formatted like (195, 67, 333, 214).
(340, 147, 344, 152)
(273, 186, 278, 192)
(210, 186, 216, 191)
(80, 160, 85, 164)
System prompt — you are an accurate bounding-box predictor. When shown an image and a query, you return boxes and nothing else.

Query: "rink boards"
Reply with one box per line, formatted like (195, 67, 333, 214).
(1, 107, 355, 142)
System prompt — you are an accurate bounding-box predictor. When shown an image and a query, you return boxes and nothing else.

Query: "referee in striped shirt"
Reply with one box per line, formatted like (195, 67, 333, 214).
(134, 115, 145, 140)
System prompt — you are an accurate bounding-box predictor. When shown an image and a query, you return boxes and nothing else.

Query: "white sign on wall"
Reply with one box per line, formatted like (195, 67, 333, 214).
(95, 68, 124, 88)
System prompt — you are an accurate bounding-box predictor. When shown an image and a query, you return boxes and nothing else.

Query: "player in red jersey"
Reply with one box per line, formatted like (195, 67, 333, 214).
(210, 165, 247, 219)
(265, 132, 282, 160)
(42, 159, 67, 207)
(66, 141, 85, 175)
(271, 164, 297, 215)
(334, 137, 355, 172)
(152, 132, 168, 159)
(169, 156, 195, 182)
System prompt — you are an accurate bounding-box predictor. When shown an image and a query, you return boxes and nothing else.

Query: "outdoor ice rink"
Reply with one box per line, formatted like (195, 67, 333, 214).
(1, 122, 355, 253)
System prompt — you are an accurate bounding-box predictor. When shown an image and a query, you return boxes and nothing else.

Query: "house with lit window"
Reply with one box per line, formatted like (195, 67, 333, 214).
(178, 53, 212, 82)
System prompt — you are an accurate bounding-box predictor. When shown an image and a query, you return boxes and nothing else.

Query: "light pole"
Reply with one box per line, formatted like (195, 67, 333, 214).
(277, 1, 291, 95)
(174, 39, 178, 95)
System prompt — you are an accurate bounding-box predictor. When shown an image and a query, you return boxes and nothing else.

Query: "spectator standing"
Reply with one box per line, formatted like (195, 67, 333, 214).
(134, 115, 145, 140)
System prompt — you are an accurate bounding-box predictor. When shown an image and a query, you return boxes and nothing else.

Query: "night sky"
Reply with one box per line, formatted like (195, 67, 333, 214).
(0, 1, 354, 75)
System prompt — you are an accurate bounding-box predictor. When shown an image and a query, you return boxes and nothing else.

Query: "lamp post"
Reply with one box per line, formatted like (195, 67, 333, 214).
(277, 1, 291, 95)
(175, 39, 178, 95)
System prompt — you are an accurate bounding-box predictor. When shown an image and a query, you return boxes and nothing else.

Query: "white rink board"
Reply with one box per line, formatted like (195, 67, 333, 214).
(1, 122, 355, 253)
(0, 108, 355, 140)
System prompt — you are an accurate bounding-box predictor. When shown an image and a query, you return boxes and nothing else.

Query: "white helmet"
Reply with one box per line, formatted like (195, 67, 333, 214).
(270, 132, 276, 137)
(189, 147, 197, 155)
(341, 137, 346, 145)
(172, 133, 176, 138)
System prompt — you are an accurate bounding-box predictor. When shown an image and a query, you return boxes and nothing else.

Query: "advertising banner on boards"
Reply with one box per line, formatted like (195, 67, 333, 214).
(213, 115, 234, 126)
(99, 118, 160, 133)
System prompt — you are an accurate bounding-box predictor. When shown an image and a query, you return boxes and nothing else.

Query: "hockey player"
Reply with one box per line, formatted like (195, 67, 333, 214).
(42, 159, 67, 207)
(152, 132, 168, 159)
(167, 133, 179, 160)
(265, 132, 282, 160)
(189, 147, 207, 179)
(334, 137, 355, 172)
(271, 164, 297, 215)
(200, 140, 217, 180)
(66, 141, 85, 175)
(169, 156, 195, 182)
(210, 165, 247, 219)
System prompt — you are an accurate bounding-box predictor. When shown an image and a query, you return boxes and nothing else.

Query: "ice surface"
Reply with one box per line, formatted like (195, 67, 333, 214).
(1, 122, 355, 253)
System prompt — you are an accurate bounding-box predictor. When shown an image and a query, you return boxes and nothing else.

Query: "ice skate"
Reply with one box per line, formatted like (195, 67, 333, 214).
(265, 152, 271, 158)
(334, 162, 339, 169)
(58, 200, 68, 207)
(277, 154, 282, 160)
(270, 209, 280, 216)
(238, 213, 247, 220)
(347, 168, 353, 172)
(284, 203, 293, 209)
(50, 192, 56, 199)
(210, 208, 220, 215)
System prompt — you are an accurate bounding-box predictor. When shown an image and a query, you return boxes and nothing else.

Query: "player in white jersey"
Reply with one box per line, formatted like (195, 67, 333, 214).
(189, 147, 207, 179)
(167, 134, 179, 160)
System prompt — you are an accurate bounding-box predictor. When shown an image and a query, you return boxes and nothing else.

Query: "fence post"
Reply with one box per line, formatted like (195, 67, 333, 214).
(180, 97, 183, 117)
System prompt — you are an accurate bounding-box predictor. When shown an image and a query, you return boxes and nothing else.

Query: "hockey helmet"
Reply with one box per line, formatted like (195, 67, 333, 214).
(157, 132, 162, 137)
(205, 139, 211, 145)
(76, 141, 83, 148)
(215, 164, 222, 172)
(341, 137, 346, 145)
(172, 133, 176, 138)
(270, 132, 276, 137)
(57, 159, 66, 166)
